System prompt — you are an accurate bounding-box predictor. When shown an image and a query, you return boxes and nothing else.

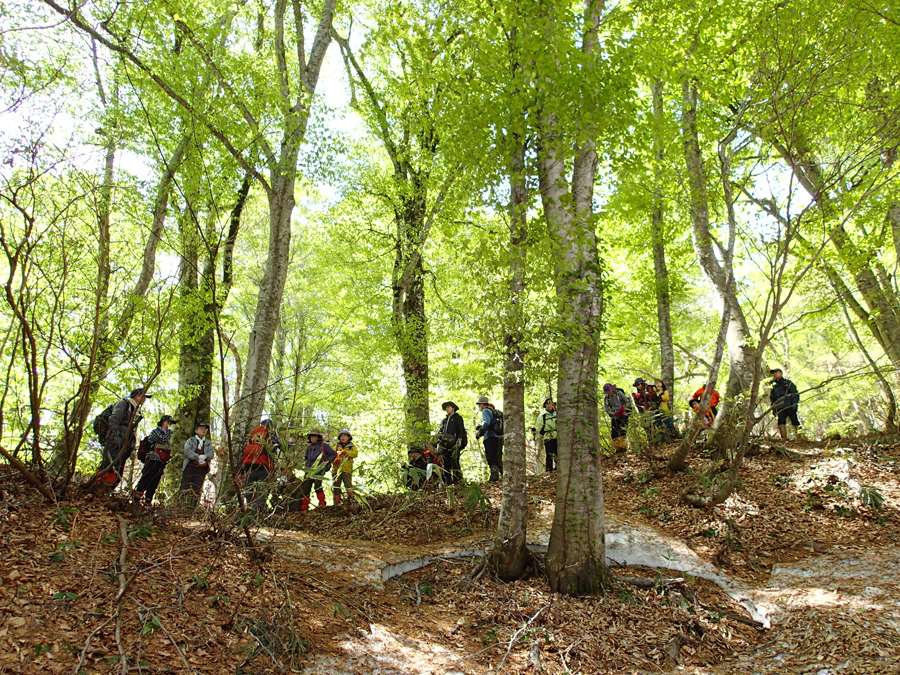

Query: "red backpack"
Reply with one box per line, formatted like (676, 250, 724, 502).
(239, 425, 273, 469)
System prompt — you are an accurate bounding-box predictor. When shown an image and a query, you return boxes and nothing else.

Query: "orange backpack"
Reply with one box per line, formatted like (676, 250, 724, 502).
(239, 425, 273, 468)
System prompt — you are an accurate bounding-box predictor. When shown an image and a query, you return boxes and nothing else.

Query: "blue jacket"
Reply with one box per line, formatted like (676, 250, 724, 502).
(480, 408, 499, 440)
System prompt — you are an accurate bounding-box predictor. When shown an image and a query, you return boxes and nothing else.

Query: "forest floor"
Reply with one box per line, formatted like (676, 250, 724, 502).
(1, 436, 898, 674)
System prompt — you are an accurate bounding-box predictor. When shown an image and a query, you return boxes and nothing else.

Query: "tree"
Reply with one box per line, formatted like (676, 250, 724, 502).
(531, 0, 613, 595)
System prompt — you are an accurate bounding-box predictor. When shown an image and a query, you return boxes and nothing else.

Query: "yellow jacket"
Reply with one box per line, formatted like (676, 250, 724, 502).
(333, 441, 358, 474)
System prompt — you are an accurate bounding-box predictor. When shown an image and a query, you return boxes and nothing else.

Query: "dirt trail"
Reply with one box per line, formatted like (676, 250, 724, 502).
(265, 500, 900, 674)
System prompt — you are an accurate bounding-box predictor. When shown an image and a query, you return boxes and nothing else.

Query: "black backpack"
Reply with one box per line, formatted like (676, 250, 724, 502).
(92, 404, 115, 441)
(490, 409, 505, 436)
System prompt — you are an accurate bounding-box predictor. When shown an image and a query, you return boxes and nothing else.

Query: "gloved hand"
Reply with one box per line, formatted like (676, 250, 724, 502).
(197, 455, 207, 465)
(615, 406, 625, 417)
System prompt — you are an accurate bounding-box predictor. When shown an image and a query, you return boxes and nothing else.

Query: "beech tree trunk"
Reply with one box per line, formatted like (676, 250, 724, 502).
(650, 78, 675, 397)
(539, 0, 610, 596)
(392, 187, 430, 447)
(491, 132, 529, 581)
(681, 79, 756, 442)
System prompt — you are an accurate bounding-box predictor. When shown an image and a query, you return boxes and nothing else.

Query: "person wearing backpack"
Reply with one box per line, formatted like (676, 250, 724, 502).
(770, 368, 802, 440)
(475, 396, 503, 482)
(332, 429, 358, 505)
(97, 387, 150, 489)
(603, 383, 633, 452)
(535, 398, 558, 472)
(236, 420, 279, 512)
(436, 401, 467, 485)
(133, 415, 176, 505)
(179, 422, 214, 507)
(296, 429, 336, 511)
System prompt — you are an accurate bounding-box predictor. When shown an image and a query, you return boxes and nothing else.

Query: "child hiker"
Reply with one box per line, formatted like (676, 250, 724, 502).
(332, 428, 358, 505)
(298, 429, 336, 511)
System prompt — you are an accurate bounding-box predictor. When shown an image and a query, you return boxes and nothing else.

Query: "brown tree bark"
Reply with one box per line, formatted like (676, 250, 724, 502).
(650, 78, 675, 399)
(491, 131, 530, 581)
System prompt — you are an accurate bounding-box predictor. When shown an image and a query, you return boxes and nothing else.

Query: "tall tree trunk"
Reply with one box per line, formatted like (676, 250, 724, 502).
(392, 189, 430, 447)
(53, 129, 187, 477)
(232, 169, 297, 450)
(491, 132, 529, 581)
(538, 0, 610, 596)
(650, 78, 675, 397)
(681, 79, 756, 442)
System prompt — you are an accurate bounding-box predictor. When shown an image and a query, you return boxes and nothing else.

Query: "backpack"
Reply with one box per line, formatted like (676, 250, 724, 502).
(239, 424, 273, 469)
(137, 436, 152, 463)
(92, 403, 115, 440)
(490, 409, 504, 436)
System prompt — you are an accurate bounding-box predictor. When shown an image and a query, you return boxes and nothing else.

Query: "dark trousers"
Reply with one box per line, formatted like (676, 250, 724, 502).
(179, 463, 210, 507)
(99, 439, 133, 488)
(611, 416, 628, 439)
(544, 439, 558, 472)
(135, 459, 167, 503)
(484, 437, 502, 476)
(299, 475, 324, 499)
(777, 407, 801, 427)
(442, 447, 463, 485)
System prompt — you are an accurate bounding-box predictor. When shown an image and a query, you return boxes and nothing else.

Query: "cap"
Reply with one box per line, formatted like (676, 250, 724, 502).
(194, 422, 210, 431)
(543, 397, 554, 407)
(633, 377, 645, 386)
(130, 387, 152, 399)
(159, 415, 176, 425)
(338, 428, 352, 440)
(603, 383, 616, 395)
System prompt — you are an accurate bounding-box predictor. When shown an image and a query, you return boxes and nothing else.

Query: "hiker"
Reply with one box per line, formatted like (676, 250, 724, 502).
(632, 377, 666, 443)
(436, 401, 467, 485)
(180, 422, 214, 507)
(404, 446, 440, 490)
(770, 368, 802, 440)
(98, 387, 150, 489)
(133, 415, 176, 505)
(692, 385, 720, 417)
(475, 396, 503, 482)
(603, 383, 633, 451)
(332, 429, 358, 505)
(236, 420, 279, 511)
(535, 398, 558, 471)
(653, 379, 680, 440)
(294, 428, 336, 511)
(688, 398, 715, 428)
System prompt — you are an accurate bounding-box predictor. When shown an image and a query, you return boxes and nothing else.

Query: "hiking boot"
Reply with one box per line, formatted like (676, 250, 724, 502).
(316, 491, 327, 508)
(489, 466, 500, 482)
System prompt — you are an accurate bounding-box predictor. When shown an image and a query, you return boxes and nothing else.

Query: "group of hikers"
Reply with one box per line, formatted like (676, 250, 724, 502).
(93, 368, 801, 507)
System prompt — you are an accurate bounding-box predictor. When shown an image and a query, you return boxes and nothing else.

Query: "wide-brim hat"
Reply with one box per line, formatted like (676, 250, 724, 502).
(633, 377, 645, 386)
(441, 401, 459, 412)
(603, 383, 616, 395)
(307, 428, 323, 440)
(476, 396, 489, 405)
(130, 387, 152, 399)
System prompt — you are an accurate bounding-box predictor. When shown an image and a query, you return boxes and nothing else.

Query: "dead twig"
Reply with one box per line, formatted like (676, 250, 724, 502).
(497, 603, 553, 673)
